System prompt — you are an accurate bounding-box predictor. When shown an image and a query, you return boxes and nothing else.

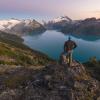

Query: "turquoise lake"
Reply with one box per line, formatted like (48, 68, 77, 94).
(23, 30, 100, 62)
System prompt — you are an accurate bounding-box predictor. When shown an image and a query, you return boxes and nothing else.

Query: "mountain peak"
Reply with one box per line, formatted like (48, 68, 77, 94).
(52, 16, 72, 23)
(0, 18, 45, 35)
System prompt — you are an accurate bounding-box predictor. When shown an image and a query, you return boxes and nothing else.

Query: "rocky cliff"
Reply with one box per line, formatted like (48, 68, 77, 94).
(0, 61, 99, 100)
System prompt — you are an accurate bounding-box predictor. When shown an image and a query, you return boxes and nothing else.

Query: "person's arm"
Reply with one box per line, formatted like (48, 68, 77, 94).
(64, 42, 66, 52)
(74, 42, 77, 49)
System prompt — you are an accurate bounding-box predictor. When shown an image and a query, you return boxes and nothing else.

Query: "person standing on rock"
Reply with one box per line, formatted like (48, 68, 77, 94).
(63, 36, 77, 66)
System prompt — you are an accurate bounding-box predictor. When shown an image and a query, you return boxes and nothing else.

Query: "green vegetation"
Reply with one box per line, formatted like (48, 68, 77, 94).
(84, 57, 100, 81)
(0, 31, 54, 67)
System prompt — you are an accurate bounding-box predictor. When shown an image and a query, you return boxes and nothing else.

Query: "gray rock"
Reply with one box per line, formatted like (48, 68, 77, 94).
(0, 60, 99, 100)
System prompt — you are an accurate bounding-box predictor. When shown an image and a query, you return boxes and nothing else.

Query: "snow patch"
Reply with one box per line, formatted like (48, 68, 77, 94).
(0, 19, 22, 30)
(52, 16, 72, 23)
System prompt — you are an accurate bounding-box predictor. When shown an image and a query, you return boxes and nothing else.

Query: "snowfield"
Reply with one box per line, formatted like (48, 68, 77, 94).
(51, 16, 72, 23)
(0, 18, 44, 36)
(0, 19, 21, 30)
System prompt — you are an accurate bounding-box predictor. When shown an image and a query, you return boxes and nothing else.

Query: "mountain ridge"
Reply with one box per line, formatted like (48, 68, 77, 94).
(0, 18, 46, 36)
(50, 16, 72, 23)
(45, 16, 100, 35)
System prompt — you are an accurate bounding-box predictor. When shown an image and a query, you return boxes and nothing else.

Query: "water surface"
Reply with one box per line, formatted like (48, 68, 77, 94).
(23, 30, 100, 62)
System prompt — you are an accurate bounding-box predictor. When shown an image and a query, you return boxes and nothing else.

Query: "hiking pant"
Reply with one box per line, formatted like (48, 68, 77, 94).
(67, 50, 73, 66)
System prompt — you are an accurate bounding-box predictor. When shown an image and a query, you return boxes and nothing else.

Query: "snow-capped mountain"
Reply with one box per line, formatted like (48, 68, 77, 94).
(0, 18, 45, 36)
(50, 16, 72, 23)
(48, 16, 72, 23)
(0, 19, 21, 30)
(45, 16, 100, 35)
(44, 16, 74, 30)
(61, 17, 100, 35)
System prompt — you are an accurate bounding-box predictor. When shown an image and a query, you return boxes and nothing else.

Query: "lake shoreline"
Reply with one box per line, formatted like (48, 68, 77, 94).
(22, 30, 100, 62)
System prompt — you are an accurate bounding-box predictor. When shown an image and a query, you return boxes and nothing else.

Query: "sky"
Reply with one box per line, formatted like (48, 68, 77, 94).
(0, 0, 100, 22)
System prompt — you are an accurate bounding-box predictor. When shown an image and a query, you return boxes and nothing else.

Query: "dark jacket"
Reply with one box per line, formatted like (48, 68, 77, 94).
(64, 40, 77, 52)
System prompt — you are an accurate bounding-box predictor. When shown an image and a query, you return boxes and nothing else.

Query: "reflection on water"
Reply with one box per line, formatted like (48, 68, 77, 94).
(22, 30, 100, 62)
(27, 29, 46, 37)
(70, 33, 100, 41)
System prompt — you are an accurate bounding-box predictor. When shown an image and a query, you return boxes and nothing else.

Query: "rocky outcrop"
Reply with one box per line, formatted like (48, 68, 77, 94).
(0, 61, 99, 100)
